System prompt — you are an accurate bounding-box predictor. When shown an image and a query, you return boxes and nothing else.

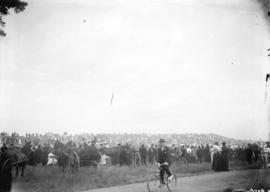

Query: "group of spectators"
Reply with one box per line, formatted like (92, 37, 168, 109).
(1, 132, 270, 169)
(104, 143, 212, 166)
(1, 132, 270, 192)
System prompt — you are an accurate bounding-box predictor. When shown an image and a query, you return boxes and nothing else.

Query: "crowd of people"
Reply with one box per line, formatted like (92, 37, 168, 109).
(0, 132, 269, 169)
(1, 132, 270, 192)
(0, 132, 254, 148)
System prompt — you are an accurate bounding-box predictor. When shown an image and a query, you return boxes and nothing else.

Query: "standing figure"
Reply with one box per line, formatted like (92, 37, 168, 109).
(134, 150, 141, 166)
(211, 142, 222, 171)
(245, 144, 253, 165)
(221, 142, 229, 171)
(148, 144, 155, 164)
(119, 145, 128, 166)
(262, 142, 270, 169)
(139, 144, 147, 166)
(196, 146, 201, 163)
(205, 144, 211, 163)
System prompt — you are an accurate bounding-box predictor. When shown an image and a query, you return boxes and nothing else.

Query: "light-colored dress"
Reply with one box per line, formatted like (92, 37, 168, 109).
(210, 145, 221, 165)
(47, 153, 57, 166)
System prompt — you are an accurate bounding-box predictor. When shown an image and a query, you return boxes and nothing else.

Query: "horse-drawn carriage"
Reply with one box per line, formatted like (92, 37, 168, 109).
(54, 140, 105, 172)
(53, 141, 80, 173)
(77, 143, 114, 167)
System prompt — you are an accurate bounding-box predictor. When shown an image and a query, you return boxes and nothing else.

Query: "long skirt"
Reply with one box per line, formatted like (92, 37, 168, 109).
(221, 154, 229, 171)
(212, 152, 222, 171)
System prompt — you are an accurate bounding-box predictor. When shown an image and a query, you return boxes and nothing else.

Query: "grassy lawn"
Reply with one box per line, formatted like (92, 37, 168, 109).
(12, 161, 254, 192)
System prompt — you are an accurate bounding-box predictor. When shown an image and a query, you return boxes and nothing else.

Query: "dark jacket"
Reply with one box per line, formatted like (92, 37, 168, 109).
(157, 146, 171, 165)
(139, 146, 147, 158)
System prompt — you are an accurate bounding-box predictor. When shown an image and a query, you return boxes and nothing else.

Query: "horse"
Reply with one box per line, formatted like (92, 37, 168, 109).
(1, 146, 28, 178)
(0, 146, 13, 191)
(54, 140, 79, 173)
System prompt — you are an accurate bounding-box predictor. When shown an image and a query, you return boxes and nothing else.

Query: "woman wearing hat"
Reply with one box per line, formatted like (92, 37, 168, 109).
(157, 139, 173, 187)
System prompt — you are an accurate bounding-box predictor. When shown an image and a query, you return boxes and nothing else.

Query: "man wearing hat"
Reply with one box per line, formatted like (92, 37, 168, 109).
(157, 138, 173, 187)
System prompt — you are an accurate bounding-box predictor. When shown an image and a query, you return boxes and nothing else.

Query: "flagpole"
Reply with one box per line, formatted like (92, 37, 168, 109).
(267, 47, 270, 141)
(266, 77, 270, 141)
(110, 92, 114, 145)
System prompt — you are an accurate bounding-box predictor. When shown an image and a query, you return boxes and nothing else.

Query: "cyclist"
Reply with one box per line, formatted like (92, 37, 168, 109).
(157, 138, 173, 187)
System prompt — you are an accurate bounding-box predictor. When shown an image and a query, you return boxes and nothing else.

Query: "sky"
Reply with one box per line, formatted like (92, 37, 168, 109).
(0, 0, 270, 140)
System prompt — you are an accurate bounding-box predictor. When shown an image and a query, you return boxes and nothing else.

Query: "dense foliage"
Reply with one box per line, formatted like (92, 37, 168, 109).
(0, 0, 27, 36)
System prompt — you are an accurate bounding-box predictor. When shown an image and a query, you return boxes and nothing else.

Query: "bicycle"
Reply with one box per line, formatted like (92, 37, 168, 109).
(146, 163, 177, 192)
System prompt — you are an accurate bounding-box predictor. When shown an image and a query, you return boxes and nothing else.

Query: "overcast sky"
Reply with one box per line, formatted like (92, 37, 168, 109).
(0, 0, 270, 140)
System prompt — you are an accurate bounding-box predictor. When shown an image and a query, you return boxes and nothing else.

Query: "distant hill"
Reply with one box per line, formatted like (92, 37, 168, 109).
(90, 133, 258, 146)
(0, 132, 259, 147)
(131, 133, 257, 146)
(172, 133, 255, 146)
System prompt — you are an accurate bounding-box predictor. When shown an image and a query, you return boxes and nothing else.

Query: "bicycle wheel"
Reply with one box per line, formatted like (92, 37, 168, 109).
(166, 174, 177, 192)
(147, 174, 160, 192)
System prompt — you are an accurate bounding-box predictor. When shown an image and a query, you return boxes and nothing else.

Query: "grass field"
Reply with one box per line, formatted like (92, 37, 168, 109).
(12, 161, 256, 192)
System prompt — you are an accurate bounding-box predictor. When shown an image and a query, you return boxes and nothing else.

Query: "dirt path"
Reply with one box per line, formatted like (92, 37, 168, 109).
(89, 169, 269, 192)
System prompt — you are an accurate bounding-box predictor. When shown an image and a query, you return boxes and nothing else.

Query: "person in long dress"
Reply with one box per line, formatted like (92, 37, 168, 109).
(210, 146, 215, 165)
(211, 142, 222, 171)
(221, 142, 229, 171)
